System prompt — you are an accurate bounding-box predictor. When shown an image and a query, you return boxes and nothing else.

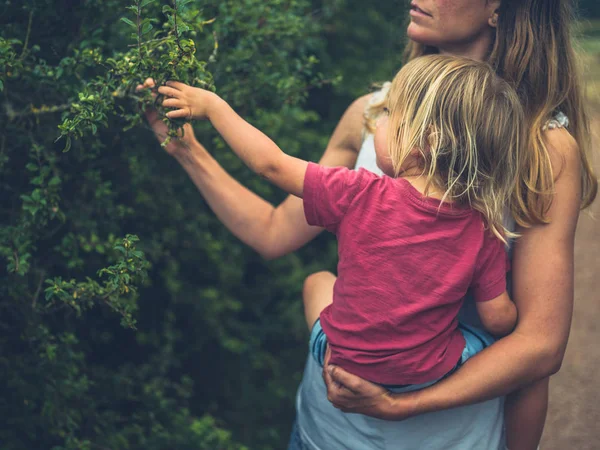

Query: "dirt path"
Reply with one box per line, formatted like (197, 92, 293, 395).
(541, 116, 600, 449)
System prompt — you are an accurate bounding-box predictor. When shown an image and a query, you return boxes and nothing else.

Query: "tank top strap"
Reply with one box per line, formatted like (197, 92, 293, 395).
(543, 111, 569, 130)
(361, 82, 392, 141)
(368, 81, 392, 106)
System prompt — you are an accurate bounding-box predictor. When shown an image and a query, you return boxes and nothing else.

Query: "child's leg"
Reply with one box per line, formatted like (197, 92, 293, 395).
(302, 271, 336, 330)
(505, 377, 549, 450)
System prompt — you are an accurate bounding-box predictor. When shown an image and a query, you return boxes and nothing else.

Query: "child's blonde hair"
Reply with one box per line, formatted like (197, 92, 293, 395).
(385, 55, 525, 242)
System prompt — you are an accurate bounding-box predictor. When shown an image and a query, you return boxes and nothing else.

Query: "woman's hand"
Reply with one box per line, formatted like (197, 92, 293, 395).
(136, 78, 201, 157)
(322, 346, 417, 421)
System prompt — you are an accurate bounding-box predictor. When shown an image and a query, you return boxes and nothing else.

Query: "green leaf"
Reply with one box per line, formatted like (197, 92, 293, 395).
(0, 79, 3, 91)
(141, 0, 157, 7)
(63, 136, 72, 153)
(142, 23, 153, 34)
(120, 17, 136, 28)
(31, 176, 43, 185)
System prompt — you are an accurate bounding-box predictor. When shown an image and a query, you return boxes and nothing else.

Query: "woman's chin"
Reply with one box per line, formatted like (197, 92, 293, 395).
(406, 24, 439, 48)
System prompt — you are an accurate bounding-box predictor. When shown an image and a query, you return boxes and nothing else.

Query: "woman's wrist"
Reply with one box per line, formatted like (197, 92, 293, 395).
(384, 390, 424, 421)
(173, 139, 210, 168)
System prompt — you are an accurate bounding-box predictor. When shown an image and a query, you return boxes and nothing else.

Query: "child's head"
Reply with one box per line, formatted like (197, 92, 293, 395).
(377, 54, 525, 241)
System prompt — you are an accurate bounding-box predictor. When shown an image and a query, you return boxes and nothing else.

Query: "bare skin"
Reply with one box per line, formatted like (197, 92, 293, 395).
(302, 271, 336, 329)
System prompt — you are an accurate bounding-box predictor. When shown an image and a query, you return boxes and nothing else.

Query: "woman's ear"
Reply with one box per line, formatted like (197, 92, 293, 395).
(489, 12, 499, 28)
(488, 0, 502, 27)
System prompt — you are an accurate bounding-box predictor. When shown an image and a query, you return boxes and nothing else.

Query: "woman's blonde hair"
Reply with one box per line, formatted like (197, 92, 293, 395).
(386, 55, 524, 241)
(370, 0, 597, 226)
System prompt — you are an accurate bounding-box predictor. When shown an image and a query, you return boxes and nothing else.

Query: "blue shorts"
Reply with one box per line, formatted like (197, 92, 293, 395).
(309, 319, 494, 390)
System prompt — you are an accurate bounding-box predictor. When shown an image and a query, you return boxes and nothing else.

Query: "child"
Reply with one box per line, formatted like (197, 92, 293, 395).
(157, 54, 535, 442)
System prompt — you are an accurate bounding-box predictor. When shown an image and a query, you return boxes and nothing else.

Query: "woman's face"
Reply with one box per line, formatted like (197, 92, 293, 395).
(407, 0, 500, 56)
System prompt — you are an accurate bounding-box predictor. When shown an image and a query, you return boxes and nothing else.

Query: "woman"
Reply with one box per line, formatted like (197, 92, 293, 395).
(142, 0, 597, 448)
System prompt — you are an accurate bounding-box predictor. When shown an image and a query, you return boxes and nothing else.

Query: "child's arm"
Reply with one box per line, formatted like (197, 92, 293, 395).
(475, 291, 517, 337)
(158, 81, 307, 198)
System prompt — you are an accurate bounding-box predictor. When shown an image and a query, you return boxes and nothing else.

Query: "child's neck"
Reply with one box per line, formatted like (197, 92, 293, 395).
(399, 170, 447, 201)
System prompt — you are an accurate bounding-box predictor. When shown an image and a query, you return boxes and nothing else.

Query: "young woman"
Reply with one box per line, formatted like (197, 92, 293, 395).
(141, 1, 597, 448)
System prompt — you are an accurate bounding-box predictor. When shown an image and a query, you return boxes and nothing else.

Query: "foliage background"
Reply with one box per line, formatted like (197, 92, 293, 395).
(0, 1, 404, 448)
(0, 1, 597, 449)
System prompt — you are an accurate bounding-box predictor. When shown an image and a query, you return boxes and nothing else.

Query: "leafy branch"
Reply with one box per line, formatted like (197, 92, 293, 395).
(43, 235, 149, 329)
(57, 0, 215, 151)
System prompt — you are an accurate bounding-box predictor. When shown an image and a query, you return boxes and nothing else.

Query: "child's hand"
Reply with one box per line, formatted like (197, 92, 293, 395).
(136, 78, 200, 156)
(158, 81, 218, 120)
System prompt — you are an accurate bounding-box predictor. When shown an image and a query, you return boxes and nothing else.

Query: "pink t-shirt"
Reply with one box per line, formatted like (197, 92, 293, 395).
(303, 163, 508, 385)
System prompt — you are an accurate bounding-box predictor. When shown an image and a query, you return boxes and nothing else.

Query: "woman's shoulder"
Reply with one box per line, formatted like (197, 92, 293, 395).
(542, 112, 579, 176)
(326, 94, 375, 158)
(338, 93, 375, 125)
(543, 126, 580, 183)
(349, 93, 374, 114)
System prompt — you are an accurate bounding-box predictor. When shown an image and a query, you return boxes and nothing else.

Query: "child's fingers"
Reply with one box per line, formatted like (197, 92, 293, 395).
(157, 86, 182, 98)
(143, 78, 156, 88)
(137, 77, 158, 92)
(165, 80, 187, 90)
(162, 98, 184, 109)
(166, 108, 190, 119)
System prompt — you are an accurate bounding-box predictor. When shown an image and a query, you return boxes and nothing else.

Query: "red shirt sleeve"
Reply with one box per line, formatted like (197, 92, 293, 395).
(303, 163, 369, 233)
(471, 230, 509, 302)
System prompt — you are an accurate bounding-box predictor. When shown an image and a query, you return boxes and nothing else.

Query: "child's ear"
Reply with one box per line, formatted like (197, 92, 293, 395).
(424, 125, 439, 154)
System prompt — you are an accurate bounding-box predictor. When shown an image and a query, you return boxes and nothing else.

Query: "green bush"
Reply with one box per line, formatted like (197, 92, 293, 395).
(0, 0, 404, 448)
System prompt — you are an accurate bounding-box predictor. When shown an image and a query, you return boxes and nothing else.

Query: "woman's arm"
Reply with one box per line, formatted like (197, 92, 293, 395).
(324, 128, 583, 420)
(142, 78, 369, 259)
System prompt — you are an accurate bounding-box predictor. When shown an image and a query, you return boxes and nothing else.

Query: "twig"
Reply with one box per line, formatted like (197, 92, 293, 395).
(127, 36, 170, 48)
(20, 10, 34, 59)
(208, 31, 218, 63)
(0, 135, 6, 161)
(172, 0, 184, 53)
(31, 270, 46, 309)
(136, 0, 142, 59)
(4, 102, 71, 120)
